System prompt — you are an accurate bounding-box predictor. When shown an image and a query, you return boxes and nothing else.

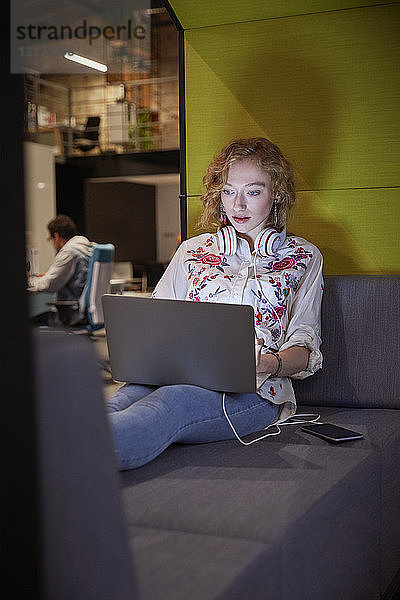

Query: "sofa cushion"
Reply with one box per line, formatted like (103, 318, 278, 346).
(276, 406, 400, 451)
(293, 275, 400, 409)
(120, 410, 384, 599)
(129, 527, 277, 600)
(295, 406, 400, 594)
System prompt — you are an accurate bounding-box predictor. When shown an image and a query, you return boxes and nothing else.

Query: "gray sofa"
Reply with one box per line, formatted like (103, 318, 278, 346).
(33, 275, 400, 600)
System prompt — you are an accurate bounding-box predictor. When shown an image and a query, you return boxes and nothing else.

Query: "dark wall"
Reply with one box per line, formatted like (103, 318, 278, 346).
(56, 161, 96, 234)
(85, 181, 156, 265)
(56, 150, 179, 236)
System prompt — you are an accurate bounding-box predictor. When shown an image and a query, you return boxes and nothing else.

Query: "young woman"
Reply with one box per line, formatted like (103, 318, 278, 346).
(107, 137, 323, 470)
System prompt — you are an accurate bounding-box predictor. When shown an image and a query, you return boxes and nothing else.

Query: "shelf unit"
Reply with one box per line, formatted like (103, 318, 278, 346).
(24, 71, 179, 156)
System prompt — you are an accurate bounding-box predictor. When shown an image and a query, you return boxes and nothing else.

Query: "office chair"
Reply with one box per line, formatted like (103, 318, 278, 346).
(73, 116, 101, 153)
(46, 243, 115, 379)
(49, 243, 115, 335)
(80, 242, 115, 333)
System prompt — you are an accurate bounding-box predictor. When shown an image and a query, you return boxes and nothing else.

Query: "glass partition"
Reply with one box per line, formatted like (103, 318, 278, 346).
(23, 6, 178, 157)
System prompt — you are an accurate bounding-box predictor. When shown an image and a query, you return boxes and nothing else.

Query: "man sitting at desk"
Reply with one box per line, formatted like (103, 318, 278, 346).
(28, 214, 94, 326)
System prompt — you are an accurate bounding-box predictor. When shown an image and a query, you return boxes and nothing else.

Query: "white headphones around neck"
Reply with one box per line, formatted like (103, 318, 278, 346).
(216, 225, 286, 257)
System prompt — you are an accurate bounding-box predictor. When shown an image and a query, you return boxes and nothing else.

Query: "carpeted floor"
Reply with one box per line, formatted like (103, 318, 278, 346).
(91, 328, 124, 401)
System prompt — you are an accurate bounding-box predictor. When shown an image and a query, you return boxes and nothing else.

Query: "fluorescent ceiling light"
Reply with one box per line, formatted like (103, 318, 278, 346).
(64, 52, 107, 72)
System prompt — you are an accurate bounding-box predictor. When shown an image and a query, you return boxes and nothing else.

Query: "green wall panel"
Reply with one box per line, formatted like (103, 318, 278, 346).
(187, 188, 400, 275)
(169, 0, 395, 30)
(185, 4, 400, 196)
(182, 3, 400, 274)
(185, 43, 266, 195)
(187, 196, 205, 239)
(289, 188, 400, 275)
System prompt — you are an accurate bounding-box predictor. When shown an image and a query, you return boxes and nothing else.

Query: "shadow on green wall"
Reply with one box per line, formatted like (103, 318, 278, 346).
(189, 40, 372, 273)
(288, 194, 372, 275)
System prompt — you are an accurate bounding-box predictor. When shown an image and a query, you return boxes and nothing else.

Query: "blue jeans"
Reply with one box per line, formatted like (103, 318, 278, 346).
(106, 384, 279, 470)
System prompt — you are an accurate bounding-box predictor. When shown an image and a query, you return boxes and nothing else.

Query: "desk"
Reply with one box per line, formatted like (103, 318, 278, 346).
(28, 291, 56, 318)
(54, 126, 84, 156)
(121, 291, 152, 298)
(110, 274, 148, 294)
(28, 126, 82, 156)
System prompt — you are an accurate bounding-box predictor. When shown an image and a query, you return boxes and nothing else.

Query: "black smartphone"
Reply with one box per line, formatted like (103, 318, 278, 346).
(301, 423, 364, 443)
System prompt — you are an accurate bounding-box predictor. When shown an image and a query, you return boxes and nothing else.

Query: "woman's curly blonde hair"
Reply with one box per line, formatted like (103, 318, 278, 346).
(198, 137, 296, 231)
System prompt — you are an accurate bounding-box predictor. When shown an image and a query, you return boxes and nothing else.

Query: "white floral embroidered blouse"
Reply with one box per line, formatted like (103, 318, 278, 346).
(152, 232, 324, 421)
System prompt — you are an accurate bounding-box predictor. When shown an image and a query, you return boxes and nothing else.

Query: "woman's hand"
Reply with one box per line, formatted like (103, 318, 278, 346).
(255, 342, 311, 377)
(255, 338, 281, 374)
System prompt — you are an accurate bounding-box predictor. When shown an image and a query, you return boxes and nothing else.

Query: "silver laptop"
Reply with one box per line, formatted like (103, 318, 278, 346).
(102, 294, 256, 393)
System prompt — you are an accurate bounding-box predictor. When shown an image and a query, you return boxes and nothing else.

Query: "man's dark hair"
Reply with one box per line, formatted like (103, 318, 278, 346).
(47, 215, 77, 241)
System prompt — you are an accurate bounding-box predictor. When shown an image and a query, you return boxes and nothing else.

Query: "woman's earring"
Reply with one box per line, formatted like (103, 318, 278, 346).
(220, 204, 228, 226)
(273, 199, 279, 227)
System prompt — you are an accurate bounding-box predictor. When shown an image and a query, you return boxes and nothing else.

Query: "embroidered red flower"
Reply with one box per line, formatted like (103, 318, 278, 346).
(201, 254, 222, 265)
(273, 257, 295, 271)
(274, 306, 284, 318)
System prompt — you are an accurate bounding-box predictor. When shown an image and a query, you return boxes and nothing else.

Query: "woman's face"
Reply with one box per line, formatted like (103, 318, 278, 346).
(221, 159, 274, 246)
